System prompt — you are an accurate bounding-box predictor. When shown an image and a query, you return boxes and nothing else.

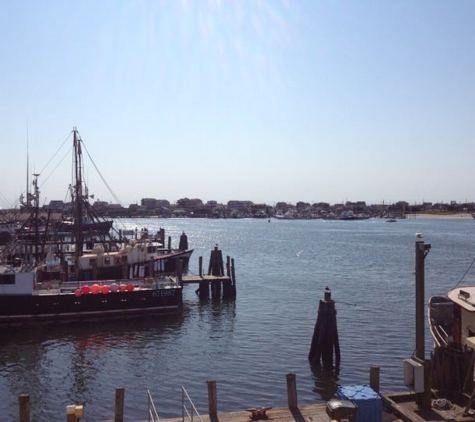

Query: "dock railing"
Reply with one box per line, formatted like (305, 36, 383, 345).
(181, 386, 204, 422)
(147, 389, 160, 422)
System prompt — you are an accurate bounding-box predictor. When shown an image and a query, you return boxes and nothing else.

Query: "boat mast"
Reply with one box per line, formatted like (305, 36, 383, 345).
(26, 124, 30, 207)
(73, 127, 84, 262)
(32, 173, 40, 262)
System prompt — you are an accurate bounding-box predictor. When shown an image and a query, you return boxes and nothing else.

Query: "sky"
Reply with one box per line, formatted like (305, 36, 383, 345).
(1, 1, 474, 208)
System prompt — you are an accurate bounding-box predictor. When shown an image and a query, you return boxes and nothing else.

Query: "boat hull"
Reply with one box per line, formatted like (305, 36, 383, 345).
(0, 287, 182, 325)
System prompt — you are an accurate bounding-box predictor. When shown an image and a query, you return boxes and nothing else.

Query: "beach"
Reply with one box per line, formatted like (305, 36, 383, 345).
(408, 212, 473, 219)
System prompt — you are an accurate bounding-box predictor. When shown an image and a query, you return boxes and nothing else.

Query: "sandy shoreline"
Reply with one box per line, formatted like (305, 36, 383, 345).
(406, 213, 473, 219)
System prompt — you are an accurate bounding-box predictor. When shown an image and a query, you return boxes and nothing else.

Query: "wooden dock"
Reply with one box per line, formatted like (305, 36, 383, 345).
(179, 248, 237, 299)
(19, 382, 475, 422)
(154, 402, 400, 422)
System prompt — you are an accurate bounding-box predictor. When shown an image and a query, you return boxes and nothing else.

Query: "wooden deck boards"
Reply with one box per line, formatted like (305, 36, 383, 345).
(382, 391, 475, 422)
(96, 401, 401, 422)
(181, 275, 232, 284)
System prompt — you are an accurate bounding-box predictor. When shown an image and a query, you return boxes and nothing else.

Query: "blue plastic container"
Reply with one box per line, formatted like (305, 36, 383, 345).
(336, 385, 382, 422)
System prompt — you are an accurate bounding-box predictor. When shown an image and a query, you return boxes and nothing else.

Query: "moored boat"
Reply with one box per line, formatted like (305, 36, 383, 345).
(0, 263, 182, 325)
(0, 127, 188, 325)
(428, 286, 475, 391)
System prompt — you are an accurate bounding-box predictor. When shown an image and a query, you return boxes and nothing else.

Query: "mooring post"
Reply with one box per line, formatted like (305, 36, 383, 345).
(231, 258, 236, 295)
(415, 240, 431, 410)
(199, 256, 203, 277)
(168, 236, 172, 251)
(370, 366, 380, 393)
(208, 245, 224, 276)
(179, 232, 188, 250)
(177, 259, 183, 287)
(115, 387, 125, 422)
(286, 373, 298, 409)
(207, 380, 217, 417)
(19, 394, 29, 422)
(308, 287, 340, 369)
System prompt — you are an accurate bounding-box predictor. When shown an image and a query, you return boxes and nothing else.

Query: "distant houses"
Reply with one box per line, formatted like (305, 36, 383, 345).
(1, 197, 474, 220)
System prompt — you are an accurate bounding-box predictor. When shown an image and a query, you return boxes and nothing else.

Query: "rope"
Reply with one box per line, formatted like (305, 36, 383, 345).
(431, 398, 454, 410)
(453, 253, 475, 289)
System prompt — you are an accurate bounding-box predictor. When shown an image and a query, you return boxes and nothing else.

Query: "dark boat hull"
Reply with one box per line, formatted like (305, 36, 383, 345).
(0, 287, 182, 325)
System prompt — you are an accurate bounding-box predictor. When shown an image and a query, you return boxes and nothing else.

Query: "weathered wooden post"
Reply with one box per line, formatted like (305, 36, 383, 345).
(176, 259, 183, 288)
(199, 256, 203, 277)
(370, 365, 380, 393)
(209, 245, 224, 299)
(208, 245, 224, 276)
(223, 256, 236, 298)
(19, 394, 29, 422)
(286, 373, 298, 409)
(415, 240, 432, 410)
(115, 387, 125, 422)
(179, 232, 188, 250)
(308, 287, 340, 369)
(207, 380, 217, 417)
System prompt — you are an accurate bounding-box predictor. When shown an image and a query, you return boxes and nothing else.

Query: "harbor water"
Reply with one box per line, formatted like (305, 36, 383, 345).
(2, 217, 475, 421)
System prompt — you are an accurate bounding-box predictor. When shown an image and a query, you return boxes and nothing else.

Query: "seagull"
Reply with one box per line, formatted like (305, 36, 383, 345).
(296, 250, 303, 257)
(415, 231, 422, 238)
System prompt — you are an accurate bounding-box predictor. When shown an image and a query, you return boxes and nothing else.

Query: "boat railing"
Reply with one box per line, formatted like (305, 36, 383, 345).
(181, 386, 204, 422)
(147, 389, 160, 422)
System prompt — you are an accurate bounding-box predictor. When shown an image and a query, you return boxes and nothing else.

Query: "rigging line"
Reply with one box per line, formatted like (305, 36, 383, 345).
(453, 254, 475, 289)
(80, 140, 124, 207)
(80, 140, 148, 231)
(37, 131, 73, 178)
(39, 145, 73, 189)
(334, 299, 395, 314)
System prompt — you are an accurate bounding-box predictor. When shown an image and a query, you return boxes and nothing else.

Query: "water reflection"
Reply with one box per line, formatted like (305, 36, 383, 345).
(310, 362, 340, 402)
(0, 313, 187, 422)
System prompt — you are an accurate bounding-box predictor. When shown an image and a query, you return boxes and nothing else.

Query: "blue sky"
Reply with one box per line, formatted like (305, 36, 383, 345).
(1, 1, 474, 208)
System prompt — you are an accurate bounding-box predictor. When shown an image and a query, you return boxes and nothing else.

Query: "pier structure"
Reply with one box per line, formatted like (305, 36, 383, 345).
(180, 245, 236, 300)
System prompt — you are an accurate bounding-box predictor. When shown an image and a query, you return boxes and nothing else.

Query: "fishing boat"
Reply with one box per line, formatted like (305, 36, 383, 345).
(0, 127, 185, 325)
(428, 287, 475, 391)
(428, 294, 454, 348)
(0, 263, 182, 325)
(428, 287, 475, 348)
(0, 219, 19, 245)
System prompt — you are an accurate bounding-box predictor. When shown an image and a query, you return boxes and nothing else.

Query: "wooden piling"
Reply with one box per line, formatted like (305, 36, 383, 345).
(176, 260, 183, 288)
(308, 287, 340, 369)
(199, 256, 203, 277)
(115, 387, 125, 422)
(179, 232, 188, 250)
(19, 394, 29, 422)
(208, 246, 224, 276)
(370, 365, 380, 393)
(207, 380, 217, 417)
(415, 240, 432, 410)
(286, 373, 298, 409)
(199, 280, 209, 299)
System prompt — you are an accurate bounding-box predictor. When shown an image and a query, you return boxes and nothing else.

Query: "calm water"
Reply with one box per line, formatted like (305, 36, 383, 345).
(2, 217, 475, 421)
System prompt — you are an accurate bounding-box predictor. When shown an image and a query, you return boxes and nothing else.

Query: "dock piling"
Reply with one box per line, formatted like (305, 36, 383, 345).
(19, 394, 29, 422)
(308, 286, 340, 369)
(115, 387, 125, 422)
(370, 365, 380, 393)
(286, 373, 298, 409)
(207, 380, 218, 417)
